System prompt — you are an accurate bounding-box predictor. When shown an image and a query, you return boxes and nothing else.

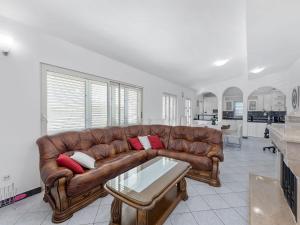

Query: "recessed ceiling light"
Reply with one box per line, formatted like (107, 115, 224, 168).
(213, 59, 230, 67)
(250, 67, 265, 74)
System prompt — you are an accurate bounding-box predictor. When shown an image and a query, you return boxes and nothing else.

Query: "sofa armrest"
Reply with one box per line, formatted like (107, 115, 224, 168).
(40, 159, 73, 187)
(207, 145, 224, 162)
(37, 136, 74, 187)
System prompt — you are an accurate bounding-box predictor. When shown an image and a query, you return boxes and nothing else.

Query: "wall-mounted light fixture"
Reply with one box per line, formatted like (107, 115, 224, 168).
(0, 33, 14, 56)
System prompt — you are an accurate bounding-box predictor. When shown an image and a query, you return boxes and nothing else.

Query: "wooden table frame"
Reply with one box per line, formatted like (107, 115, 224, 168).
(105, 166, 190, 225)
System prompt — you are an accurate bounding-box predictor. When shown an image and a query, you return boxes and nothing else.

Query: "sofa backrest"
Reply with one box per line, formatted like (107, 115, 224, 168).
(123, 125, 171, 149)
(89, 127, 129, 159)
(37, 125, 222, 161)
(37, 127, 129, 161)
(168, 126, 222, 156)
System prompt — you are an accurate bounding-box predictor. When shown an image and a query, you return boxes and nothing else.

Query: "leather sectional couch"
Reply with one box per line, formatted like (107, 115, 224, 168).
(36, 125, 223, 223)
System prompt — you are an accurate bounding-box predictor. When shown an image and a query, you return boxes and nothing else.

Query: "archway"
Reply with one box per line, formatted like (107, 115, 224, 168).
(248, 87, 286, 122)
(195, 92, 218, 123)
(247, 86, 286, 137)
(222, 87, 243, 120)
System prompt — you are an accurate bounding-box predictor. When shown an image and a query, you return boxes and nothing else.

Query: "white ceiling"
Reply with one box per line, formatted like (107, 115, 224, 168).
(0, 0, 299, 88)
(247, 0, 300, 78)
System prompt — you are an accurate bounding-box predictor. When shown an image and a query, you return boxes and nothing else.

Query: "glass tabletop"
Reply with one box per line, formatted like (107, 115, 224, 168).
(105, 156, 190, 206)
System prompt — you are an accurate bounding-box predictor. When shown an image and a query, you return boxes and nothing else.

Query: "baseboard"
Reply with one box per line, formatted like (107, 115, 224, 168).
(0, 187, 42, 208)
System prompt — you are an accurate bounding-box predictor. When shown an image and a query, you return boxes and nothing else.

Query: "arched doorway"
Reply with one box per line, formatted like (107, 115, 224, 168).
(247, 86, 286, 137)
(222, 87, 243, 120)
(195, 92, 218, 125)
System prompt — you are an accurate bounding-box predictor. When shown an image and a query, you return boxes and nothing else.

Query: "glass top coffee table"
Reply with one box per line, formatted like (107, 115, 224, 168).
(105, 156, 191, 225)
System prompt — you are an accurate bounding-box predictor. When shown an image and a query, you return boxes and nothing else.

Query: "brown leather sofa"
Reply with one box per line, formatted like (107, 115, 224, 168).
(36, 125, 223, 223)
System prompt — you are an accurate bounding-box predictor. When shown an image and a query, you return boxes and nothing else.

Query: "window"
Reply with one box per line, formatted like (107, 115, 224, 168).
(185, 98, 192, 125)
(162, 93, 177, 125)
(42, 64, 143, 134)
(110, 83, 142, 126)
(234, 102, 243, 117)
(248, 100, 257, 111)
(225, 101, 233, 111)
(89, 81, 108, 128)
(46, 72, 87, 133)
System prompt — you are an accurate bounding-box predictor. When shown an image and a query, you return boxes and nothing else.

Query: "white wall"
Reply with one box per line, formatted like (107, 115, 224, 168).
(0, 17, 196, 194)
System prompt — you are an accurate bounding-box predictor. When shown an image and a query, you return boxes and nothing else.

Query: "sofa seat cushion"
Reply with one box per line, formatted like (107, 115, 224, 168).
(66, 151, 148, 197)
(144, 149, 159, 160)
(157, 150, 212, 171)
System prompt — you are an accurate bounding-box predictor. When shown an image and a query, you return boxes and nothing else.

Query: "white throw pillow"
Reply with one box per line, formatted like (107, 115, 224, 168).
(138, 136, 152, 150)
(71, 152, 95, 169)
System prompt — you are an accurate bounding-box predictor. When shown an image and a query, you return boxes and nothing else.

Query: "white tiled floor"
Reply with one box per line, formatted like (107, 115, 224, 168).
(0, 137, 277, 225)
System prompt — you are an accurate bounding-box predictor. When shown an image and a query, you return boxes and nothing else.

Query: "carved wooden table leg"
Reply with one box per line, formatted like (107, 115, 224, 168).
(137, 209, 148, 225)
(110, 198, 122, 225)
(178, 178, 188, 201)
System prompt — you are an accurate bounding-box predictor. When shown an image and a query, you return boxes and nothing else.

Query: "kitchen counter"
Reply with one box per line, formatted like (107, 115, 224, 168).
(248, 120, 268, 123)
(193, 119, 212, 122)
(247, 120, 285, 123)
(247, 122, 267, 137)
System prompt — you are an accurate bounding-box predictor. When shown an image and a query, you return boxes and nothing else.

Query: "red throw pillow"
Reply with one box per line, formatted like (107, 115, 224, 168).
(56, 154, 84, 174)
(148, 135, 164, 149)
(128, 137, 144, 150)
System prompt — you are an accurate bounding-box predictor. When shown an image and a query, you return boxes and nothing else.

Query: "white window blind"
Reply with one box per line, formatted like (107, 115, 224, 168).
(111, 83, 142, 126)
(162, 93, 177, 125)
(234, 102, 243, 117)
(89, 81, 108, 128)
(185, 98, 192, 125)
(110, 83, 120, 126)
(120, 86, 125, 125)
(47, 72, 86, 134)
(43, 64, 143, 134)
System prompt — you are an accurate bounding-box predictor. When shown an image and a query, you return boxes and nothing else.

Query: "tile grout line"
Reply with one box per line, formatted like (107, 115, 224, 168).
(93, 199, 103, 224)
(39, 211, 52, 225)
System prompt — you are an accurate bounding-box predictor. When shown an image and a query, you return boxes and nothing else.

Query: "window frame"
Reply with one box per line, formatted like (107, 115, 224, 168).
(162, 93, 178, 125)
(41, 63, 143, 134)
(185, 98, 192, 125)
(234, 101, 244, 117)
(248, 100, 257, 111)
(110, 82, 143, 126)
